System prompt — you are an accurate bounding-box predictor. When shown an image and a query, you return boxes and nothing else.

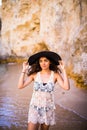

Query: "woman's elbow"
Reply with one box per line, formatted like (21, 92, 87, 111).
(18, 84, 24, 89)
(65, 87, 70, 90)
(65, 85, 70, 90)
(18, 86, 22, 89)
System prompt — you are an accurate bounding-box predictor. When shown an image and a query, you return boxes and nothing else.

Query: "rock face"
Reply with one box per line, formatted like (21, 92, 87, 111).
(0, 0, 87, 88)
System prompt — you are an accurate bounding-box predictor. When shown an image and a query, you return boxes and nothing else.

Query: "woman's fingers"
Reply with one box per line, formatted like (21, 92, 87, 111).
(23, 61, 29, 70)
(59, 60, 65, 70)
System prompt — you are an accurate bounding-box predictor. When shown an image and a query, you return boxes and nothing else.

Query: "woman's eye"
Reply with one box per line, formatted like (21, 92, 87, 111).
(45, 60, 48, 62)
(39, 58, 50, 63)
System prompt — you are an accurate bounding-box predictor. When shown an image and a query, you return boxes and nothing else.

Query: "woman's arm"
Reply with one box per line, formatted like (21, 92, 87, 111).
(17, 62, 34, 89)
(56, 61, 70, 90)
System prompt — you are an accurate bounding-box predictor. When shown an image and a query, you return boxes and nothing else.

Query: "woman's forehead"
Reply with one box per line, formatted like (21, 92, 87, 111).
(39, 57, 49, 60)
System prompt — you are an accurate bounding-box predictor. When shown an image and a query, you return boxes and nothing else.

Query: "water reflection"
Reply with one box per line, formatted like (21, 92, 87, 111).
(0, 64, 32, 130)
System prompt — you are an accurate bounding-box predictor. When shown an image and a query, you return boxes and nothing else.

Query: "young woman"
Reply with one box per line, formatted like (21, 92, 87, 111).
(18, 51, 70, 130)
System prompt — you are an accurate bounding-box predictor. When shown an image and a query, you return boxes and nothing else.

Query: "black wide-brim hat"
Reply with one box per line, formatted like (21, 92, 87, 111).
(28, 51, 62, 65)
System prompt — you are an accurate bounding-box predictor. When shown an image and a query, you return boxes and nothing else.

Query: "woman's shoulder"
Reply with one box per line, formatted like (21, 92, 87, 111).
(54, 71, 60, 77)
(51, 71, 60, 83)
(30, 72, 37, 77)
(29, 72, 39, 80)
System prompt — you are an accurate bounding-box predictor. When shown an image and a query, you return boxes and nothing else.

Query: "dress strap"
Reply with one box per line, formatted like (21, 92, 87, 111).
(34, 72, 41, 82)
(48, 71, 54, 83)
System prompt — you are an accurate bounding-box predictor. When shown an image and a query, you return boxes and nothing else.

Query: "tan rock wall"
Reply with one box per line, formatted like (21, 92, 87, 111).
(0, 0, 87, 88)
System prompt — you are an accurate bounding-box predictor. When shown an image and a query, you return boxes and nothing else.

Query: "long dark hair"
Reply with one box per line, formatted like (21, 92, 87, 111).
(27, 57, 61, 76)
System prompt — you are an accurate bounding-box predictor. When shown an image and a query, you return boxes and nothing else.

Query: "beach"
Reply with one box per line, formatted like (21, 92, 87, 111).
(0, 63, 87, 130)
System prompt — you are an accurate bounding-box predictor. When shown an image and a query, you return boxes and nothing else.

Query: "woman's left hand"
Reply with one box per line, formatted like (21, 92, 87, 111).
(59, 60, 65, 71)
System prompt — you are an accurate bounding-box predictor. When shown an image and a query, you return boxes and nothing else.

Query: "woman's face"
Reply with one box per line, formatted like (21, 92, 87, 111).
(39, 57, 51, 70)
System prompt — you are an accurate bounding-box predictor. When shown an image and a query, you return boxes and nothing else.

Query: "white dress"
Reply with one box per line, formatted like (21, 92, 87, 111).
(28, 71, 56, 125)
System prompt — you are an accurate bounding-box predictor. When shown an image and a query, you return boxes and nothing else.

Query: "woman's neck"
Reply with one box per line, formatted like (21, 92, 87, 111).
(40, 69, 51, 74)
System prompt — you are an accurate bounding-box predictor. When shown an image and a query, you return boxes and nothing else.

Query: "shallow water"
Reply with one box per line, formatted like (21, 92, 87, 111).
(0, 63, 87, 130)
(0, 64, 33, 130)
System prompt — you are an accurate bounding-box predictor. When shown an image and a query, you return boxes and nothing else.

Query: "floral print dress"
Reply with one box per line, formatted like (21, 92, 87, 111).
(28, 71, 56, 125)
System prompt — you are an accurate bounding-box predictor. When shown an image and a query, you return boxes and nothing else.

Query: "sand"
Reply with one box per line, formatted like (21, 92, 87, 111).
(0, 63, 87, 130)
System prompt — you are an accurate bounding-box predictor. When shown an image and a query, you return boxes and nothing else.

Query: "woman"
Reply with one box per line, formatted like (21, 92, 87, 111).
(18, 51, 70, 130)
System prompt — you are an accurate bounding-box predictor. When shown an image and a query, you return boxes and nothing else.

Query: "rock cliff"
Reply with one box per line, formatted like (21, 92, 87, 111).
(0, 0, 87, 88)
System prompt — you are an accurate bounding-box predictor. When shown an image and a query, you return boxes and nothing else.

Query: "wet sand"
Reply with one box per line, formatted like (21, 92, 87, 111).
(0, 63, 87, 130)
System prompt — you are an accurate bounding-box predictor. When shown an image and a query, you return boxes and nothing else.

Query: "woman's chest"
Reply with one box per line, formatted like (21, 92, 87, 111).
(33, 81, 54, 92)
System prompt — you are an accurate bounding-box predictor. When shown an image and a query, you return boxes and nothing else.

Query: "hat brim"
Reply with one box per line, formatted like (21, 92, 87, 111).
(28, 51, 62, 65)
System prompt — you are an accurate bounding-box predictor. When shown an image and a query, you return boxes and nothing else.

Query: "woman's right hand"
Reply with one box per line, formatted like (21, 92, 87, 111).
(22, 61, 29, 72)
